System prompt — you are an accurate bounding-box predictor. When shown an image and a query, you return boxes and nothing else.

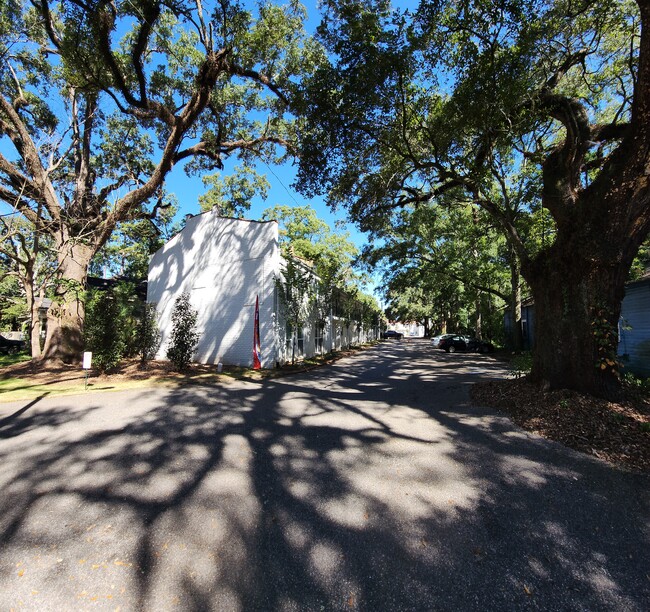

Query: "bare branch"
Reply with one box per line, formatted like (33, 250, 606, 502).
(230, 63, 289, 106)
(590, 122, 630, 142)
(174, 135, 292, 163)
(543, 49, 589, 91)
(32, 0, 63, 50)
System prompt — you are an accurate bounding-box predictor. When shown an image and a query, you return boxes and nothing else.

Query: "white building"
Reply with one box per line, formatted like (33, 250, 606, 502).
(147, 211, 378, 368)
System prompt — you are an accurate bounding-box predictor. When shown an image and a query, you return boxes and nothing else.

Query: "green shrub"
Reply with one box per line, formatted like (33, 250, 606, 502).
(622, 372, 650, 394)
(134, 302, 160, 364)
(508, 352, 533, 379)
(166, 292, 199, 371)
(83, 289, 125, 372)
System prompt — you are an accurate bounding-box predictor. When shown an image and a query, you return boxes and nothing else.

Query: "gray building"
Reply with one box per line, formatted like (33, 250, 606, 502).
(503, 279, 650, 378)
(619, 275, 650, 377)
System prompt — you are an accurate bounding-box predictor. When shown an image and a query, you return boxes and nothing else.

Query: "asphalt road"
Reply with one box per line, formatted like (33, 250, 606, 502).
(1, 339, 648, 611)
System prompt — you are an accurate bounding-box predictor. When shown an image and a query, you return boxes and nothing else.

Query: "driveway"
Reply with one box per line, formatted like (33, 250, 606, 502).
(1, 340, 648, 610)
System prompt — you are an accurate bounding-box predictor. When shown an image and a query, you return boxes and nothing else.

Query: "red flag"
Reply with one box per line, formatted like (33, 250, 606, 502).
(253, 295, 261, 370)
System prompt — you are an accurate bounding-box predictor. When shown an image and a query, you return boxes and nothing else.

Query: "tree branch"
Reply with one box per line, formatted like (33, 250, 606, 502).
(0, 96, 62, 223)
(537, 92, 591, 221)
(230, 63, 289, 105)
(590, 122, 630, 142)
(543, 49, 589, 91)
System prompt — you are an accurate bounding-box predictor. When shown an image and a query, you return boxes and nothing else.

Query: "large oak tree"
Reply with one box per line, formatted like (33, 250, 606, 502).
(296, 0, 650, 398)
(0, 0, 320, 361)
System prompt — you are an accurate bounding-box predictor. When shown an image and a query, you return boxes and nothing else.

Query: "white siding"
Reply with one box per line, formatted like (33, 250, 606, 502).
(148, 213, 280, 368)
(148, 211, 378, 369)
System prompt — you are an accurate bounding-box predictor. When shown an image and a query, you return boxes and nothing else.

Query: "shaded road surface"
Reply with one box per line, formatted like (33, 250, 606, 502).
(1, 340, 648, 611)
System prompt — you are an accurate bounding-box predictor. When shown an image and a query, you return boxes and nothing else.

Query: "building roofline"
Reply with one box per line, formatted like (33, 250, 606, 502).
(184, 209, 278, 225)
(150, 211, 279, 260)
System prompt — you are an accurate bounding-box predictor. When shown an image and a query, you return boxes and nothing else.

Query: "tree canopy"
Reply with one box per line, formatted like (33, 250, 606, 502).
(296, 0, 650, 398)
(362, 200, 513, 341)
(0, 0, 322, 360)
(262, 203, 359, 286)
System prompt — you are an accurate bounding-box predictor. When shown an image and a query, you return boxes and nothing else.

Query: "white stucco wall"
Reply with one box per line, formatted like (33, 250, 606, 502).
(147, 213, 280, 368)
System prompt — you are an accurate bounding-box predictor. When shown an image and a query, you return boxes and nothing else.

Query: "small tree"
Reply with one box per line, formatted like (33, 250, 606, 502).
(83, 290, 124, 372)
(135, 302, 160, 365)
(277, 258, 313, 365)
(166, 293, 199, 371)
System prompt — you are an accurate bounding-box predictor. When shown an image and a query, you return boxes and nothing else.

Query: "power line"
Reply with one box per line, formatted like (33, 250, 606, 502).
(261, 160, 302, 207)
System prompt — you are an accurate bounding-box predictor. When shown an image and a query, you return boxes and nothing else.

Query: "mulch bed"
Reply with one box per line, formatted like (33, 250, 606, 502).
(471, 378, 650, 473)
(0, 346, 369, 385)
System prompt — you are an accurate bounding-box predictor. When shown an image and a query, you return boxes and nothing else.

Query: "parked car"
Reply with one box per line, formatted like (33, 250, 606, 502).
(0, 335, 25, 355)
(438, 335, 494, 353)
(382, 330, 404, 340)
(431, 333, 454, 348)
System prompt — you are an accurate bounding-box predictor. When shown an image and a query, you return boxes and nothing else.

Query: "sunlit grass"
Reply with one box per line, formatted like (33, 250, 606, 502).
(0, 343, 376, 404)
(0, 374, 181, 404)
(0, 352, 31, 368)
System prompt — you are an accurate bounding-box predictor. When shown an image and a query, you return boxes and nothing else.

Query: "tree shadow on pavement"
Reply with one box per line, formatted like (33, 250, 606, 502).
(0, 340, 648, 610)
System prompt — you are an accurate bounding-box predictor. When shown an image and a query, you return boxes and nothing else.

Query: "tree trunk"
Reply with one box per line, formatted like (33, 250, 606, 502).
(20, 262, 41, 358)
(27, 286, 42, 359)
(524, 250, 627, 399)
(510, 255, 524, 351)
(475, 295, 482, 339)
(41, 242, 94, 363)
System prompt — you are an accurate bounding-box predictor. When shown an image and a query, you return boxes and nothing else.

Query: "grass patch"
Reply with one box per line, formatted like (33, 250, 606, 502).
(0, 352, 32, 368)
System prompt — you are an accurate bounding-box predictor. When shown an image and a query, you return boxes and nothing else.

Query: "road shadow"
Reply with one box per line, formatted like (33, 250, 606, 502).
(0, 340, 648, 610)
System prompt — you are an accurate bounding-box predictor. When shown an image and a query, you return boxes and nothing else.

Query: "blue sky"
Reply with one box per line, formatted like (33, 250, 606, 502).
(165, 0, 377, 284)
(179, 0, 363, 238)
(169, 152, 366, 251)
(1, 0, 403, 296)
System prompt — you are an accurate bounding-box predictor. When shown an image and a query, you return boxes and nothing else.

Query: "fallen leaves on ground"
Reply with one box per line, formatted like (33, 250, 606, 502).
(471, 378, 650, 473)
(1, 347, 372, 388)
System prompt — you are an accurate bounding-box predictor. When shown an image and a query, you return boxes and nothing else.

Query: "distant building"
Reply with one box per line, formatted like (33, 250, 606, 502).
(385, 322, 425, 338)
(147, 211, 378, 368)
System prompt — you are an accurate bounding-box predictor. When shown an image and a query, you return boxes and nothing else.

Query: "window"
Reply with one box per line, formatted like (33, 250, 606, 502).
(315, 323, 324, 354)
(297, 326, 304, 356)
(285, 323, 293, 357)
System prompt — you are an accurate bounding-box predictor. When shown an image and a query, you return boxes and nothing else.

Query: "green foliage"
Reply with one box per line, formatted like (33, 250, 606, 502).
(591, 306, 621, 378)
(361, 201, 511, 339)
(166, 292, 199, 371)
(134, 302, 160, 364)
(622, 372, 650, 394)
(83, 283, 152, 370)
(628, 239, 650, 281)
(263, 203, 375, 333)
(83, 290, 125, 372)
(0, 272, 27, 331)
(271, 207, 381, 360)
(200, 166, 270, 217)
(90, 197, 178, 279)
(262, 203, 359, 286)
(508, 352, 533, 379)
(277, 257, 313, 326)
